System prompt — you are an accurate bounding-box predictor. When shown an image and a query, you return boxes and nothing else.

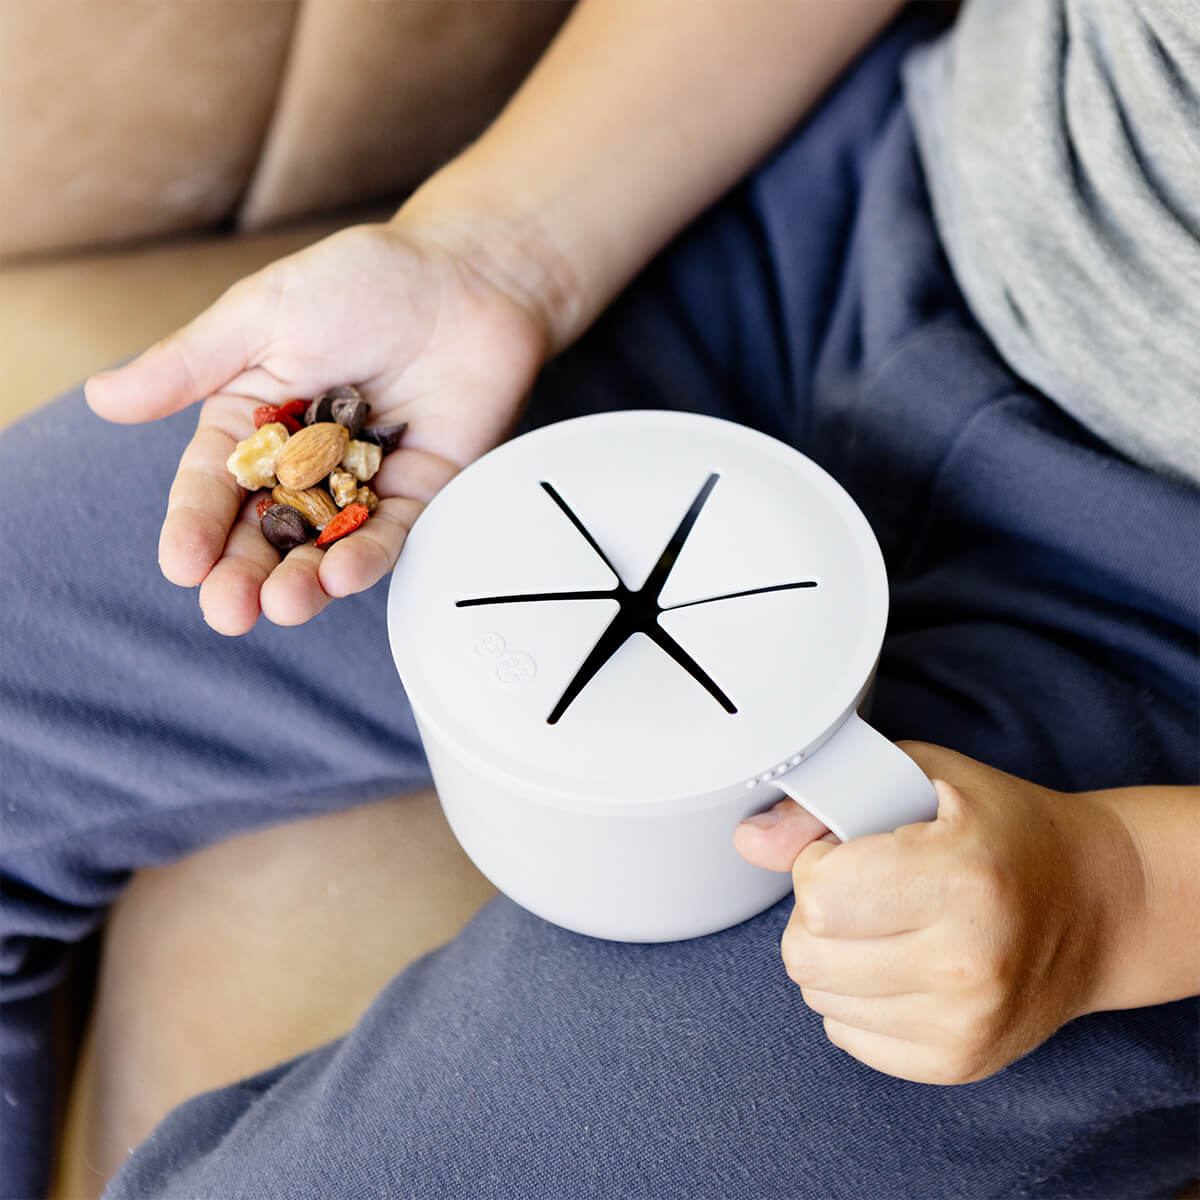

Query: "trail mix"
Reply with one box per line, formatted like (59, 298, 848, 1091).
(224, 385, 406, 551)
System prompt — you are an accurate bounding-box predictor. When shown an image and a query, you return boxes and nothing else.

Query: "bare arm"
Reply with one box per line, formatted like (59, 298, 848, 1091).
(86, 0, 909, 632)
(1083, 782, 1200, 1012)
(402, 0, 908, 353)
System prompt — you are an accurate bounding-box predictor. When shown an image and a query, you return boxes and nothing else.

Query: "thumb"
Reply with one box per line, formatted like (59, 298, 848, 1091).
(932, 777, 968, 823)
(733, 798, 832, 872)
(86, 279, 263, 424)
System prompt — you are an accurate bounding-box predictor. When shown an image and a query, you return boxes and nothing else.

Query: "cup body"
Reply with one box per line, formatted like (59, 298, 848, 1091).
(415, 709, 794, 942)
(385, 410, 921, 941)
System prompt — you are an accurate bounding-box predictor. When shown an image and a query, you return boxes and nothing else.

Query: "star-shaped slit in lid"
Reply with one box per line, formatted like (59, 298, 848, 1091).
(456, 474, 818, 724)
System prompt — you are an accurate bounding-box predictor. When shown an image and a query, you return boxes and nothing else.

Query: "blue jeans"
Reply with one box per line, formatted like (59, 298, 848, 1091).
(3, 13, 1197, 1198)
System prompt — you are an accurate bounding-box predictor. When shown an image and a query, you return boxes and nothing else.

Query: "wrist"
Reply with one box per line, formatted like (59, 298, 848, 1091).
(1067, 789, 1149, 1017)
(394, 154, 585, 357)
(1074, 782, 1200, 1013)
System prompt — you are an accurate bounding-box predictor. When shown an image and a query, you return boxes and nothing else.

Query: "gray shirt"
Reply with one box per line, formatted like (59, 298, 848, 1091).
(903, 0, 1200, 487)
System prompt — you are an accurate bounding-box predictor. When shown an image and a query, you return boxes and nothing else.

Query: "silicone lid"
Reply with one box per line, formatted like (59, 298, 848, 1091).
(387, 411, 887, 803)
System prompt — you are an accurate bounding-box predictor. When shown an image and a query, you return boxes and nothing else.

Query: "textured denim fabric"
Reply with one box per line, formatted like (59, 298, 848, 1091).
(2, 12, 1197, 1198)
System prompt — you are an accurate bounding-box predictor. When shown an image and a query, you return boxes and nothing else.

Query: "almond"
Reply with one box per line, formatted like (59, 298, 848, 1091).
(274, 422, 350, 490)
(271, 483, 339, 530)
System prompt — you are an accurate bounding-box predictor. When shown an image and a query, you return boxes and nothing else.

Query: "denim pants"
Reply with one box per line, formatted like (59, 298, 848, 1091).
(3, 14, 1197, 1199)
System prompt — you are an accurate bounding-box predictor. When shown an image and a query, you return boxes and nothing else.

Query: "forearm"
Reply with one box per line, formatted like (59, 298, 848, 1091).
(1083, 784, 1200, 1013)
(399, 0, 907, 353)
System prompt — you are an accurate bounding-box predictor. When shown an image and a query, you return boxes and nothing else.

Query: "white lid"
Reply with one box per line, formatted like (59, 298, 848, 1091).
(387, 411, 887, 805)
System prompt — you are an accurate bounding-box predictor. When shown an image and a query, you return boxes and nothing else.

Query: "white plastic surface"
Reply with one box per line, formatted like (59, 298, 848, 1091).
(386, 411, 936, 941)
(388, 411, 889, 804)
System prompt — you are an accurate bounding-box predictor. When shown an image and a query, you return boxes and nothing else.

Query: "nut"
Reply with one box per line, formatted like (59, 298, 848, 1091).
(328, 467, 360, 508)
(260, 503, 308, 551)
(271, 484, 339, 530)
(354, 485, 379, 513)
(275, 422, 350, 490)
(341, 439, 382, 482)
(225, 422, 289, 490)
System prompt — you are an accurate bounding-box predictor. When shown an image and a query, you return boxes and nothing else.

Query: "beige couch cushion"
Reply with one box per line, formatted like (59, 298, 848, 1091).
(0, 3, 297, 259)
(1, 0, 567, 259)
(0, 211, 386, 424)
(239, 0, 569, 230)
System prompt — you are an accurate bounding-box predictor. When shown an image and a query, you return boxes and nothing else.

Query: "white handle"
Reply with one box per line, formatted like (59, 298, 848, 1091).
(773, 713, 937, 841)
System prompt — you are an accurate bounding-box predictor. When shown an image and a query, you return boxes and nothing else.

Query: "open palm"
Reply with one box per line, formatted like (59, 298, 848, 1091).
(86, 221, 548, 634)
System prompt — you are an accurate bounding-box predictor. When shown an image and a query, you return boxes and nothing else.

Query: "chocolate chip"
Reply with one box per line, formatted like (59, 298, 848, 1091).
(304, 394, 334, 425)
(260, 503, 308, 551)
(360, 422, 408, 454)
(306, 385, 365, 426)
(331, 396, 370, 439)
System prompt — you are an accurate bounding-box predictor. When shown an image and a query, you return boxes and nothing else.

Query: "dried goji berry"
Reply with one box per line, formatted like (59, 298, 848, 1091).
(255, 495, 275, 519)
(315, 502, 370, 547)
(253, 403, 303, 433)
(277, 399, 308, 423)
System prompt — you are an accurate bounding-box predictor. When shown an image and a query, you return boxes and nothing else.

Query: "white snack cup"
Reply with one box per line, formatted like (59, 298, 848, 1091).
(388, 411, 936, 942)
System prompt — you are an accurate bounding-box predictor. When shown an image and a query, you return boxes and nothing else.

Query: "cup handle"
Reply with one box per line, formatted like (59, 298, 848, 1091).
(772, 713, 938, 841)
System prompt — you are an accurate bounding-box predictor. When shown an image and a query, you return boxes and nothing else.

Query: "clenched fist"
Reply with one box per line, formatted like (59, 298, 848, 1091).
(735, 743, 1140, 1085)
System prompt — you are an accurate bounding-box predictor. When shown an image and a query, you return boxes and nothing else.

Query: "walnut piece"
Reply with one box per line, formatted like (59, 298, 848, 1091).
(329, 467, 360, 508)
(341, 439, 382, 483)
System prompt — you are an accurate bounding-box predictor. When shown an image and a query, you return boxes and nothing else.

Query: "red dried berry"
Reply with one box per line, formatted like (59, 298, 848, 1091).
(255, 496, 275, 519)
(253, 404, 303, 434)
(277, 399, 308, 422)
(315, 502, 370, 547)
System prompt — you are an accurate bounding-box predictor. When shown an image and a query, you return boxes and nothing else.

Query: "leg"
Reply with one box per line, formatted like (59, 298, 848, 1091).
(0, 396, 436, 1199)
(106, 15, 1197, 1200)
(53, 790, 496, 1199)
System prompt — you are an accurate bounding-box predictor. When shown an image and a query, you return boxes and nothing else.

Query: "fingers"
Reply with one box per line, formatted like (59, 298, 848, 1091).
(788, 823, 945, 939)
(317, 497, 422, 598)
(192, 445, 461, 631)
(802, 989, 932, 1039)
(318, 447, 459, 598)
(197, 503, 280, 636)
(733, 798, 832, 871)
(260, 544, 337, 627)
(821, 1018, 995, 1087)
(806, 990, 994, 1082)
(819, 1021, 942, 1085)
(782, 921, 930, 996)
(86, 278, 264, 424)
(159, 396, 254, 587)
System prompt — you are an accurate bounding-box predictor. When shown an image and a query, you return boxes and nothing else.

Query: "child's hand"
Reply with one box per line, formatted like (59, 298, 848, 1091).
(735, 743, 1132, 1085)
(85, 218, 550, 634)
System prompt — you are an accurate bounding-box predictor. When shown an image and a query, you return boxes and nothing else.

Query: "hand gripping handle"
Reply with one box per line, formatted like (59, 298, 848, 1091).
(773, 713, 938, 841)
